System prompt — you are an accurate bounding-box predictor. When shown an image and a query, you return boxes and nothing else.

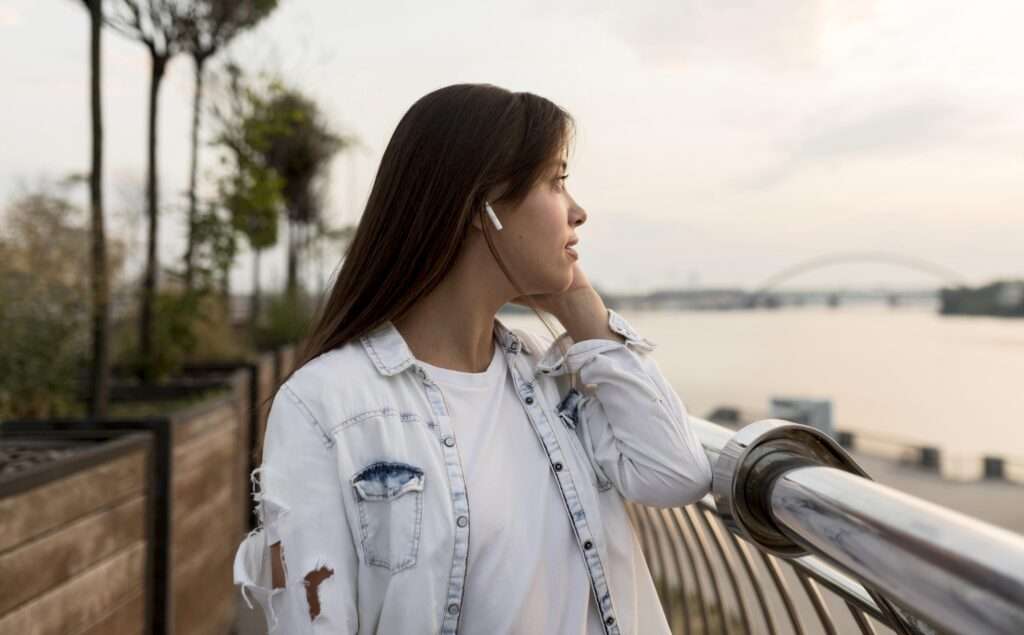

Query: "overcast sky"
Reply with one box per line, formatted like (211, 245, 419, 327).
(2, 0, 1022, 293)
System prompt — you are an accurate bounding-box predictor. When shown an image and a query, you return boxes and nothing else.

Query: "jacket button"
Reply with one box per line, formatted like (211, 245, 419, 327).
(605, 616, 615, 626)
(583, 540, 593, 550)
(456, 515, 468, 527)
(525, 396, 534, 405)
(443, 436, 455, 447)
(447, 603, 460, 615)
(553, 462, 563, 472)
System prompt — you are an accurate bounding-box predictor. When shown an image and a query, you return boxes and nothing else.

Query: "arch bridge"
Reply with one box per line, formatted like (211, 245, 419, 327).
(746, 252, 966, 308)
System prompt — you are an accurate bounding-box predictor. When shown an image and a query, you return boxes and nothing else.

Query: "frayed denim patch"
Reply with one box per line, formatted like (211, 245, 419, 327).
(352, 461, 425, 500)
(350, 461, 425, 572)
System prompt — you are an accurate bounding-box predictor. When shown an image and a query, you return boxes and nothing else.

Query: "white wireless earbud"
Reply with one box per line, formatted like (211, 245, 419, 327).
(484, 201, 503, 231)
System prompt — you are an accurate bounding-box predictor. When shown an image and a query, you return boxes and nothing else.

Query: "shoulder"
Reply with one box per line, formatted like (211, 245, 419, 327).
(277, 339, 389, 434)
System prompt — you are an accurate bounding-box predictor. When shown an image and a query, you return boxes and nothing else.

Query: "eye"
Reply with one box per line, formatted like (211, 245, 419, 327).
(555, 174, 569, 190)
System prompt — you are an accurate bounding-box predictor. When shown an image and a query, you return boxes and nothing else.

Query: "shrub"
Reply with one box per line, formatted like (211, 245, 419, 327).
(0, 191, 91, 419)
(251, 291, 315, 351)
(114, 289, 247, 381)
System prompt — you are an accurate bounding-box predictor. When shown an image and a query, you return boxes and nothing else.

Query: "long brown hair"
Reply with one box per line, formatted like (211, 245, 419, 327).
(283, 83, 578, 389)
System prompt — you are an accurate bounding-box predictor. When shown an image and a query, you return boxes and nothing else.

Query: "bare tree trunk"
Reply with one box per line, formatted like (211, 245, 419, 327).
(87, 0, 110, 417)
(140, 54, 166, 379)
(221, 262, 230, 302)
(302, 222, 313, 291)
(286, 217, 298, 297)
(251, 248, 261, 325)
(184, 54, 205, 290)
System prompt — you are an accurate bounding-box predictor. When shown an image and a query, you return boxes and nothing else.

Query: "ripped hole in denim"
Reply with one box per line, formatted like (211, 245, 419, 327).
(304, 564, 335, 620)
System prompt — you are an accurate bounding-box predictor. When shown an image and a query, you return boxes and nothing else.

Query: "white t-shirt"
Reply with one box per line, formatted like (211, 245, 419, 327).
(417, 338, 606, 635)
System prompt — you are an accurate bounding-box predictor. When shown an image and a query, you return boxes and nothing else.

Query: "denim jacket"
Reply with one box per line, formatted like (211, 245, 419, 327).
(234, 308, 713, 634)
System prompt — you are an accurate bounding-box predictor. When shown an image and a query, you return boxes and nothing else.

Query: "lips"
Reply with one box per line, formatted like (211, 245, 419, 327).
(565, 238, 579, 259)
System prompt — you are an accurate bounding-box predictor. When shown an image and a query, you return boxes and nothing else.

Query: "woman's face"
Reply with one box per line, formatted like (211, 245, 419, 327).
(490, 157, 588, 295)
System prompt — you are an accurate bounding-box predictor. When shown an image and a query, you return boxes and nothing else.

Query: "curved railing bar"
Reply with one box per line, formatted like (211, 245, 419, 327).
(638, 505, 672, 613)
(758, 550, 807, 635)
(645, 506, 690, 633)
(666, 506, 711, 634)
(682, 504, 732, 635)
(701, 492, 885, 623)
(694, 506, 754, 634)
(794, 566, 838, 635)
(847, 600, 880, 635)
(720, 526, 777, 634)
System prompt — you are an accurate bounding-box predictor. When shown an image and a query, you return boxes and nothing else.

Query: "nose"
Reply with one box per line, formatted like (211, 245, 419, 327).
(569, 197, 587, 227)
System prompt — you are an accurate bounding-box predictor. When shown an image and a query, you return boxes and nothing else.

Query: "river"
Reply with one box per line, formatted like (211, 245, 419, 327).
(501, 304, 1024, 474)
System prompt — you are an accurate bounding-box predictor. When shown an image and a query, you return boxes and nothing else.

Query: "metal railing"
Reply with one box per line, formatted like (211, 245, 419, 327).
(625, 417, 1024, 635)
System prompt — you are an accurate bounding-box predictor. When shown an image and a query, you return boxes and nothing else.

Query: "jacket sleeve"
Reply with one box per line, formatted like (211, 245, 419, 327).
(538, 308, 713, 508)
(233, 383, 360, 634)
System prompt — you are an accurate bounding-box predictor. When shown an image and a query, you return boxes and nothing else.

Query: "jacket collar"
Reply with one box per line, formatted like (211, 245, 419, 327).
(360, 315, 532, 377)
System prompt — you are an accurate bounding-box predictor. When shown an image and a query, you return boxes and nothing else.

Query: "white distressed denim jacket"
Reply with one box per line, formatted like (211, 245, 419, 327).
(234, 308, 713, 634)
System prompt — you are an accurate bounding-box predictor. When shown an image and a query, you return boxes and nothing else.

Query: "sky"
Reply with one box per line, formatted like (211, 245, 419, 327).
(1, 0, 1022, 294)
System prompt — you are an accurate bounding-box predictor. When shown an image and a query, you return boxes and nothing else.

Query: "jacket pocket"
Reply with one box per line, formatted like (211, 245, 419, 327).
(350, 461, 425, 572)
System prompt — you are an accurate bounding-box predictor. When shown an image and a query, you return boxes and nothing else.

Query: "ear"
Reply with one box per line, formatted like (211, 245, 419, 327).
(469, 206, 485, 232)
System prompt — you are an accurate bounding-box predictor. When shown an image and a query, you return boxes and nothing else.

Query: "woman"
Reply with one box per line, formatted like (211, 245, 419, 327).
(234, 83, 713, 635)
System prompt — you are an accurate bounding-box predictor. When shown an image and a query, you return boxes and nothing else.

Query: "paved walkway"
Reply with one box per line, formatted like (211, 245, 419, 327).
(234, 598, 263, 635)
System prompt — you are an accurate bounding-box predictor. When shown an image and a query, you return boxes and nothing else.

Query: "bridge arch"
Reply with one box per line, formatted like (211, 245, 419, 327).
(748, 251, 966, 306)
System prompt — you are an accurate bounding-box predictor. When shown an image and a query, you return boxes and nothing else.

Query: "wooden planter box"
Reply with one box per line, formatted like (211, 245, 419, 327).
(0, 430, 156, 634)
(166, 381, 247, 635)
(2, 372, 249, 634)
(1, 343, 297, 634)
(182, 352, 277, 531)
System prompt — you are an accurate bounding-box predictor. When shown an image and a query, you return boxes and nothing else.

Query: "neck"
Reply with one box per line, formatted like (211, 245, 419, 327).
(394, 239, 514, 373)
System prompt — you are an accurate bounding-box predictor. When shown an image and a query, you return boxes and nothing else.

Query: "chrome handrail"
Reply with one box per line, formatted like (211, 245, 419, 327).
(626, 416, 1024, 635)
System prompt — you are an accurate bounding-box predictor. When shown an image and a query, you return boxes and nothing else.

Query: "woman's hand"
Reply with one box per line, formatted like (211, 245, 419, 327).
(509, 262, 593, 316)
(510, 263, 622, 344)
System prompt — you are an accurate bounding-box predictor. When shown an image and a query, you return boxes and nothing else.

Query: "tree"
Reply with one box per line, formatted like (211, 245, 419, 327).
(255, 89, 351, 296)
(180, 0, 278, 290)
(106, 0, 188, 380)
(210, 64, 284, 323)
(225, 161, 281, 320)
(211, 71, 358, 314)
(74, 0, 112, 416)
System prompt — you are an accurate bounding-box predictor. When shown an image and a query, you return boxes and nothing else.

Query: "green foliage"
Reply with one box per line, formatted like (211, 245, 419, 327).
(115, 290, 247, 381)
(252, 291, 316, 350)
(211, 64, 286, 254)
(210, 64, 357, 294)
(245, 88, 346, 225)
(107, 387, 229, 418)
(222, 157, 282, 250)
(0, 190, 92, 420)
(188, 202, 240, 293)
(0, 272, 87, 420)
